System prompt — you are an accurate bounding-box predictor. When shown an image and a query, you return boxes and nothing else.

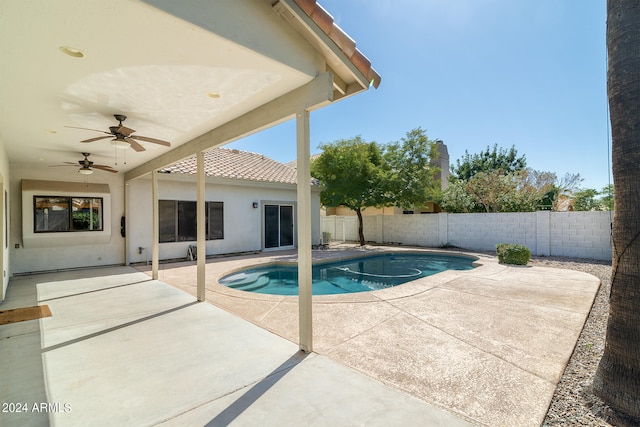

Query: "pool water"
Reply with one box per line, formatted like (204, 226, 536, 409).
(219, 253, 476, 295)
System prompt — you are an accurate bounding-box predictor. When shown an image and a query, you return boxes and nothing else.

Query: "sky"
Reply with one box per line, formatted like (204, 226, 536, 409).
(227, 0, 610, 191)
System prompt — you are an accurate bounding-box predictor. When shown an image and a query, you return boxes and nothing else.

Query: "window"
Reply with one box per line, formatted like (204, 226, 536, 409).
(207, 202, 224, 240)
(34, 196, 103, 232)
(159, 200, 223, 243)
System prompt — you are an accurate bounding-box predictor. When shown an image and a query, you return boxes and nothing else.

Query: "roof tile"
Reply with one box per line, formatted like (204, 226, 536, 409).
(293, 0, 381, 88)
(159, 148, 316, 186)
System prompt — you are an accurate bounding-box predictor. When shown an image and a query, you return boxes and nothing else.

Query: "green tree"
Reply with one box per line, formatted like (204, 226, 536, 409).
(464, 170, 518, 213)
(439, 179, 477, 213)
(312, 129, 439, 246)
(451, 144, 527, 181)
(572, 188, 600, 211)
(594, 0, 640, 418)
(513, 168, 556, 211)
(599, 184, 614, 210)
(311, 136, 387, 246)
(383, 128, 439, 209)
(441, 167, 556, 213)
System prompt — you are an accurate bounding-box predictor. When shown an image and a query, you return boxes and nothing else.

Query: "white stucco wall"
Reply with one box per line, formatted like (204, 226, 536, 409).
(10, 165, 126, 275)
(126, 175, 321, 264)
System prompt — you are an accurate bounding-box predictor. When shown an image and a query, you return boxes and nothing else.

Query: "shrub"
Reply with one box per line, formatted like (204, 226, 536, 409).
(496, 243, 531, 265)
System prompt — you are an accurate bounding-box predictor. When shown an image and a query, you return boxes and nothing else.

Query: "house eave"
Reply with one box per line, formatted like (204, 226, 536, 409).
(272, 0, 381, 100)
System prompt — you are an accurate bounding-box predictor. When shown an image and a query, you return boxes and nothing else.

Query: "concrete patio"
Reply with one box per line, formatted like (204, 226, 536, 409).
(1, 246, 600, 426)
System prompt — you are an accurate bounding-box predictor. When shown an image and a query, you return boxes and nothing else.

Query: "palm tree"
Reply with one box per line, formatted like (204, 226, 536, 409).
(593, 0, 640, 418)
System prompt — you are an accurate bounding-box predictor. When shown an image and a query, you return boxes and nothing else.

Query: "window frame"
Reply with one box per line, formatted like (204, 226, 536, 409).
(33, 195, 104, 233)
(158, 200, 224, 243)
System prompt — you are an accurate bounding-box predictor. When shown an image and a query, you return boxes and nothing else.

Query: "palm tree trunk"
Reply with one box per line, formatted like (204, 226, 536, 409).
(593, 0, 640, 418)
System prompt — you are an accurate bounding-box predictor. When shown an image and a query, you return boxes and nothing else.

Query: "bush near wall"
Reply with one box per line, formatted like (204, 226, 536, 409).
(496, 243, 531, 265)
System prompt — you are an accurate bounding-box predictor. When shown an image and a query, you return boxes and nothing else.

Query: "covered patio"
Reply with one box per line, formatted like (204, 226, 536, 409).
(1, 263, 470, 427)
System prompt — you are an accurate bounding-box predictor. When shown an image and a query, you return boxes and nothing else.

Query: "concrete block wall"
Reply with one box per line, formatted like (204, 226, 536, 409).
(549, 211, 612, 260)
(379, 215, 440, 247)
(324, 211, 613, 261)
(446, 213, 537, 252)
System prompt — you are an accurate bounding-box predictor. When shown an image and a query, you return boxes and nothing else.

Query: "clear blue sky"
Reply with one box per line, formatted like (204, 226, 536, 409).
(228, 0, 610, 191)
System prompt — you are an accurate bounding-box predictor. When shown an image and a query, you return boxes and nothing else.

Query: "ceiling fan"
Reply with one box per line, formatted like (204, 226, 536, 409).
(66, 114, 171, 152)
(50, 153, 117, 175)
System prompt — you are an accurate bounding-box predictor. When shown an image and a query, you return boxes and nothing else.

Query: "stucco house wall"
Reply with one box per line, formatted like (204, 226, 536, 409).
(0, 137, 10, 299)
(127, 175, 321, 264)
(9, 165, 126, 275)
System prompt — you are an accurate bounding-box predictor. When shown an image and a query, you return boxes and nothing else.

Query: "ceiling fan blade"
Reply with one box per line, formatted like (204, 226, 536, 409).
(131, 135, 171, 147)
(65, 126, 111, 134)
(93, 165, 118, 173)
(81, 136, 112, 143)
(48, 164, 75, 168)
(116, 125, 135, 136)
(126, 137, 146, 152)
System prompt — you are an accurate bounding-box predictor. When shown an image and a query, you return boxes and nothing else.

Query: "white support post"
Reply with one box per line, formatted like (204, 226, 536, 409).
(124, 181, 129, 266)
(296, 109, 313, 353)
(151, 169, 159, 280)
(196, 151, 206, 302)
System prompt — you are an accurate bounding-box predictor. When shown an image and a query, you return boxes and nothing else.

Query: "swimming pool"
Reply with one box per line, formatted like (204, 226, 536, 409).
(219, 253, 476, 295)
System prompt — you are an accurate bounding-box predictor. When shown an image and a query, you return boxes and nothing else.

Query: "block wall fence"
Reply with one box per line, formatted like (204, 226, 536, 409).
(321, 211, 613, 261)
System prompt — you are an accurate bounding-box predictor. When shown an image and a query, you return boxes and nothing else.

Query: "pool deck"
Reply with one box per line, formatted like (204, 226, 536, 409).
(1, 245, 600, 426)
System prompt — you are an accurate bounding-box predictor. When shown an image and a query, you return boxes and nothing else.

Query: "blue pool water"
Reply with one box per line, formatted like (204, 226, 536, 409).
(219, 253, 476, 295)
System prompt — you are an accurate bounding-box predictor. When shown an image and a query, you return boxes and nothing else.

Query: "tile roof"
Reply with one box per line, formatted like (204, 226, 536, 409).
(284, 153, 322, 169)
(159, 148, 306, 185)
(292, 0, 381, 89)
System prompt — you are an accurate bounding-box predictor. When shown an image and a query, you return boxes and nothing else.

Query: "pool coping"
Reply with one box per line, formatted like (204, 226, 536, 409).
(208, 248, 488, 304)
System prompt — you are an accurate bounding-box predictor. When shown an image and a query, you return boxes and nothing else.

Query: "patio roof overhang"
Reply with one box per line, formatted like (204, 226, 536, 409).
(1, 0, 380, 354)
(0, 0, 380, 176)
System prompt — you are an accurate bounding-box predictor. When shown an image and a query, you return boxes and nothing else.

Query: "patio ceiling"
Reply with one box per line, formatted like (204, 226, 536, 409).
(0, 0, 379, 178)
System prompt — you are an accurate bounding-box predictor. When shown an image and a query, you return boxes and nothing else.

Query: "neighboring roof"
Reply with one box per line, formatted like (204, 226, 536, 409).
(159, 148, 304, 185)
(291, 0, 381, 89)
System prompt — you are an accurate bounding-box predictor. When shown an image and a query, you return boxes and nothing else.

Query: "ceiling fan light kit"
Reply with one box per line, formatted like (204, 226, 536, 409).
(111, 138, 131, 149)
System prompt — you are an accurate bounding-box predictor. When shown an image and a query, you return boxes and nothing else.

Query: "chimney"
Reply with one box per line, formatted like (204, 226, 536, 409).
(431, 140, 450, 191)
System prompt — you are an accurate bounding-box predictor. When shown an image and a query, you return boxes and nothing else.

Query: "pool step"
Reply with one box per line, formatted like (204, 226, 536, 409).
(222, 272, 271, 292)
(223, 272, 268, 288)
(234, 275, 270, 291)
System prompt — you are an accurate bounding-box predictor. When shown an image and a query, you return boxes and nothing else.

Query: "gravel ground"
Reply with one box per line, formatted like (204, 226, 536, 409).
(528, 255, 639, 427)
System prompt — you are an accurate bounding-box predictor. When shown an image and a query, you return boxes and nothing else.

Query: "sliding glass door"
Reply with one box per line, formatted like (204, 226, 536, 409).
(264, 204, 294, 249)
